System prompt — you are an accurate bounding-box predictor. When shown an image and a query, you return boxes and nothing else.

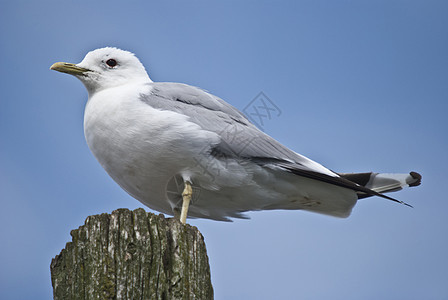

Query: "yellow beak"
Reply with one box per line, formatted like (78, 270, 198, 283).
(50, 62, 90, 76)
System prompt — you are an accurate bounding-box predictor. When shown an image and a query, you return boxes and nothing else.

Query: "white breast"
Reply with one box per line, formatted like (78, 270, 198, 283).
(83, 83, 218, 214)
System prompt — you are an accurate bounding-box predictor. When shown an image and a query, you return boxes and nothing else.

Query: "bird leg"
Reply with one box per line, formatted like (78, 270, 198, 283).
(180, 181, 192, 224)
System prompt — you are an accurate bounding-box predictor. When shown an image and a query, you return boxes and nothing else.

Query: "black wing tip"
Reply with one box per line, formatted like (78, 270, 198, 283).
(378, 193, 413, 208)
(409, 171, 422, 187)
(399, 200, 414, 208)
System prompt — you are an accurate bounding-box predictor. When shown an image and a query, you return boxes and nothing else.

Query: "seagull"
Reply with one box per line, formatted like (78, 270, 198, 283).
(51, 47, 421, 223)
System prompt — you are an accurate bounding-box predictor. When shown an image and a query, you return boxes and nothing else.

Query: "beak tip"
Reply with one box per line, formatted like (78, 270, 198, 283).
(50, 62, 64, 72)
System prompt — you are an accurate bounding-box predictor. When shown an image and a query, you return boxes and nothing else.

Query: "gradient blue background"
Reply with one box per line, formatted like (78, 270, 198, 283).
(1, 1, 447, 299)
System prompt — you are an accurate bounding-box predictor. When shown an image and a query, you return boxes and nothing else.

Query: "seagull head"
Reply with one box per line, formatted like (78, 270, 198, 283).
(50, 47, 152, 95)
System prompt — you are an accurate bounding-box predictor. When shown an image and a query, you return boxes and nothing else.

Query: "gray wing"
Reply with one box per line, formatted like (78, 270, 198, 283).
(141, 82, 310, 164)
(140, 82, 407, 203)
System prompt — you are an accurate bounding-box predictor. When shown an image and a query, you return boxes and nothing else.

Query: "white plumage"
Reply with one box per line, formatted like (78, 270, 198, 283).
(51, 47, 421, 221)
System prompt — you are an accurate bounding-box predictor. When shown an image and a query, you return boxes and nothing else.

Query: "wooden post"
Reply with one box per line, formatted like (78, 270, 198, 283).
(50, 208, 213, 300)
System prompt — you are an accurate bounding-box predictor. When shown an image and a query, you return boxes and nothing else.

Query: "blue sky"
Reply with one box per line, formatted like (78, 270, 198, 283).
(1, 1, 447, 299)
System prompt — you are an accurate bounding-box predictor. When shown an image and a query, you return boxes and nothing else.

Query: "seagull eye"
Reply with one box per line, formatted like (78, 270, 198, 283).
(106, 59, 117, 67)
